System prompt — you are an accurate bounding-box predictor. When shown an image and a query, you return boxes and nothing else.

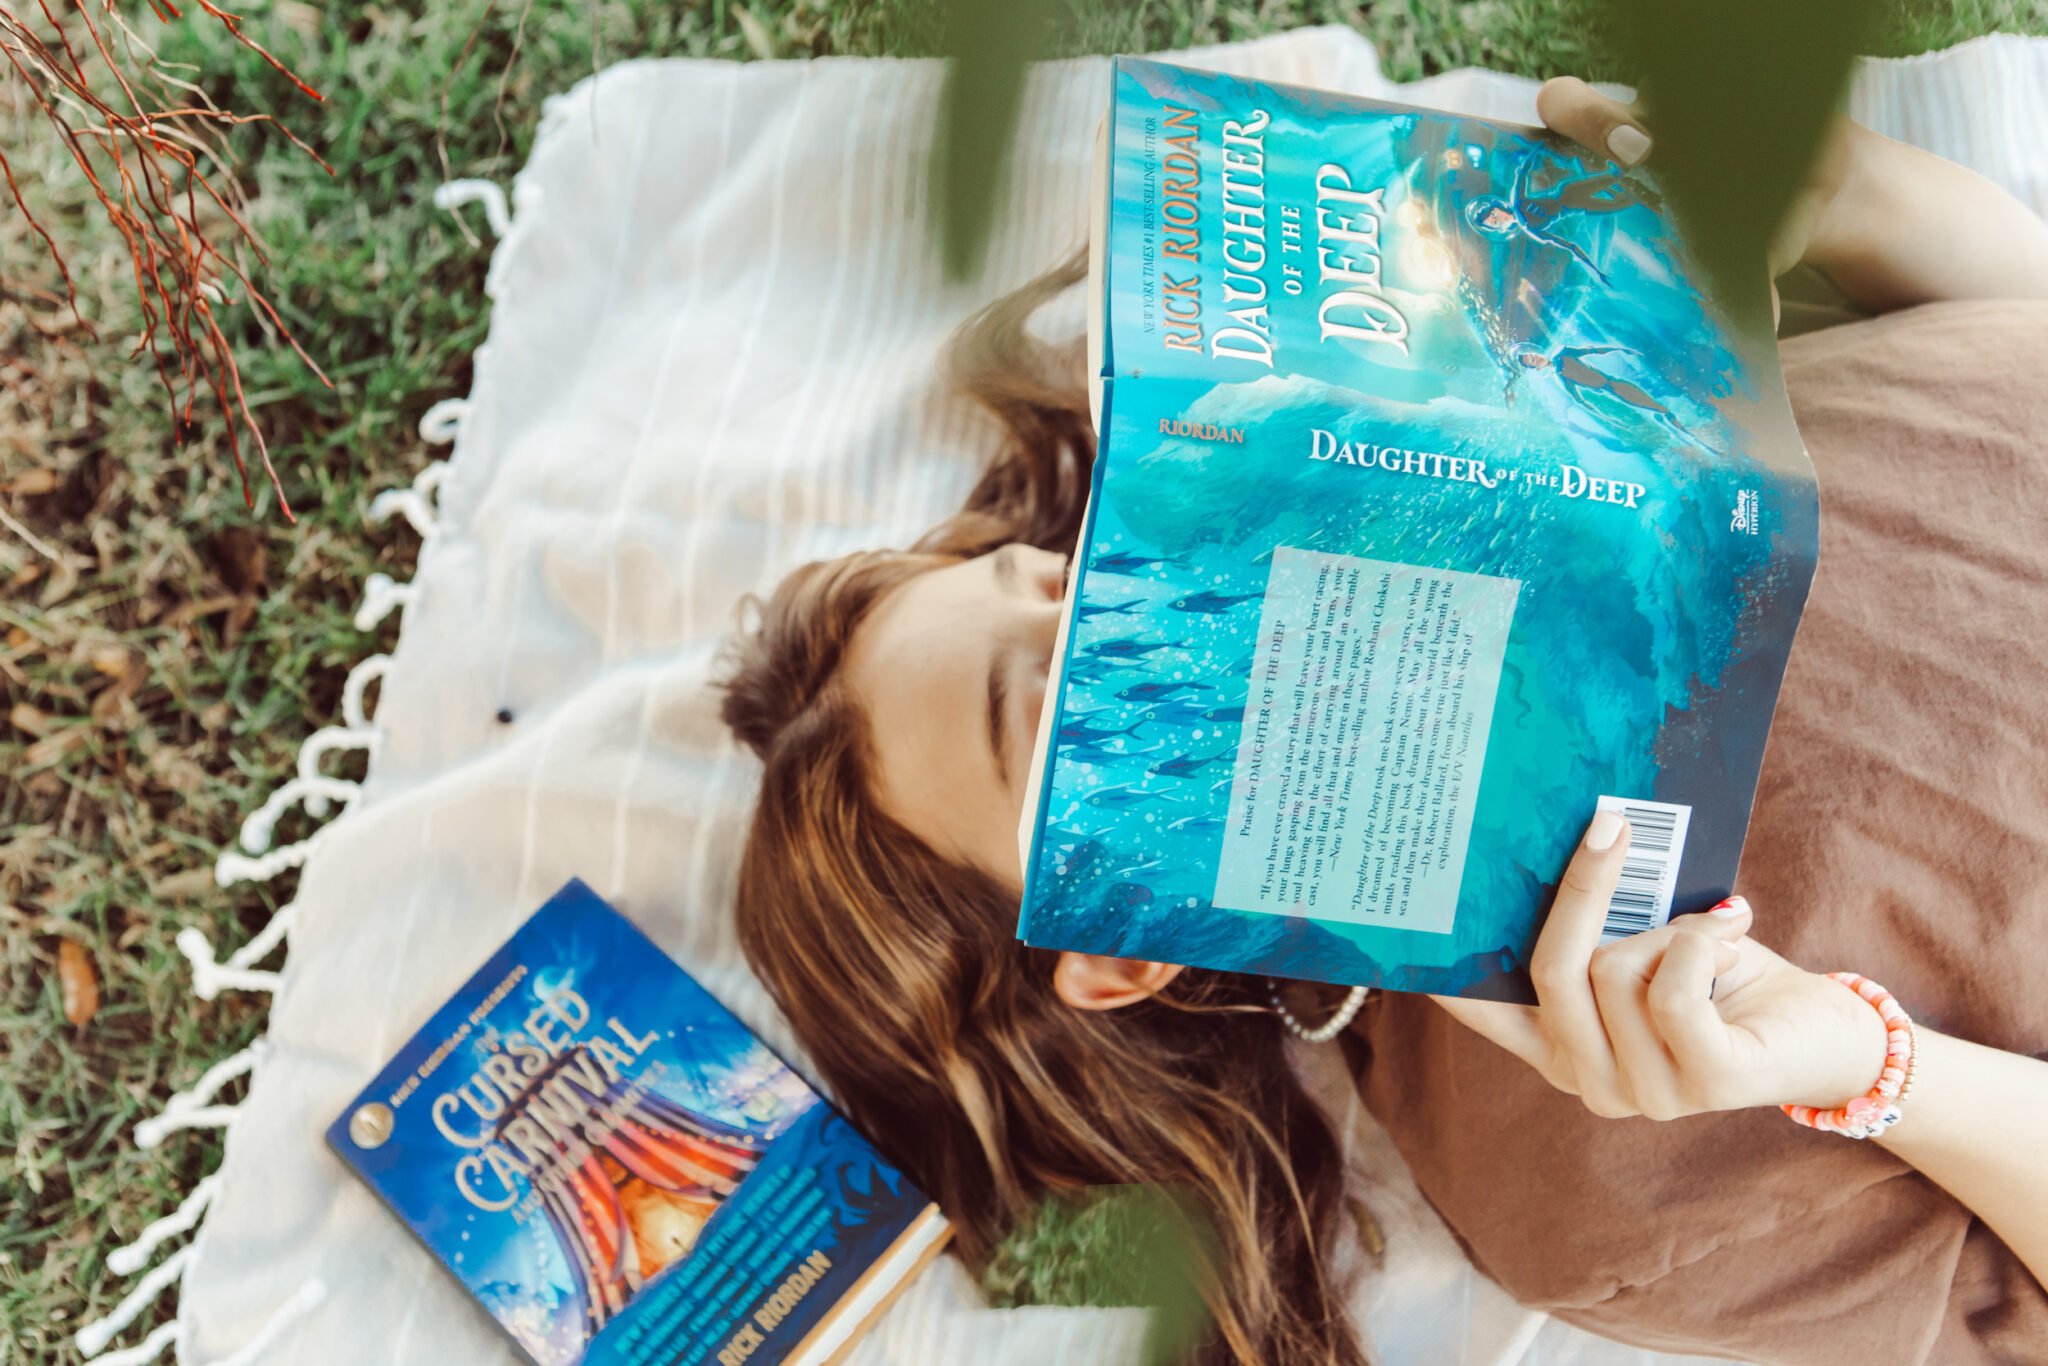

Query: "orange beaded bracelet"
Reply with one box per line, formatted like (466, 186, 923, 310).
(1782, 972, 1916, 1140)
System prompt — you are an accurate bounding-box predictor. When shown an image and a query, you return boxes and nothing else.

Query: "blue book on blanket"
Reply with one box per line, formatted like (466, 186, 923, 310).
(328, 881, 949, 1366)
(1015, 58, 1819, 1001)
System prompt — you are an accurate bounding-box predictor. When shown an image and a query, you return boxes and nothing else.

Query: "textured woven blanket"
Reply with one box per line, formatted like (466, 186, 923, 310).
(78, 25, 2048, 1366)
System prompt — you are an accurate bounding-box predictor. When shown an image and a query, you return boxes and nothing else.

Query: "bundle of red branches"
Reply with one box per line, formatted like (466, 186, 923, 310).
(1, 1, 328, 522)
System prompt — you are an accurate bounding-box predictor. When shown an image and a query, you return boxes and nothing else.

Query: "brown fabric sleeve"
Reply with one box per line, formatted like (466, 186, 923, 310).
(1355, 300, 2048, 1365)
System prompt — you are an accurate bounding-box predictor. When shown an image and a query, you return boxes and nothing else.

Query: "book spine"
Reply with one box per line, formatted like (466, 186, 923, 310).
(1016, 382, 1114, 945)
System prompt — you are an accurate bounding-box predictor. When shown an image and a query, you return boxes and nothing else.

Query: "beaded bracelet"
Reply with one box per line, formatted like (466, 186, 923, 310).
(1781, 972, 1917, 1140)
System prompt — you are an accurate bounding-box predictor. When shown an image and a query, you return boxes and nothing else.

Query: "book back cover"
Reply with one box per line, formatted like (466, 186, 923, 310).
(1018, 59, 1818, 1000)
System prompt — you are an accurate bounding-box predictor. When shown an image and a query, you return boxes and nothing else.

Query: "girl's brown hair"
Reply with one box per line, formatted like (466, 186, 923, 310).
(719, 253, 1369, 1365)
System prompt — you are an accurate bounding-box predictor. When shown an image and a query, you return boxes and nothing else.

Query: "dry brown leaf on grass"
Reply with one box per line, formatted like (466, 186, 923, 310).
(85, 643, 132, 677)
(10, 701, 55, 736)
(167, 593, 248, 627)
(57, 939, 100, 1029)
(148, 867, 218, 902)
(87, 646, 146, 728)
(23, 725, 90, 767)
(0, 829, 51, 887)
(5, 468, 58, 497)
(37, 553, 81, 608)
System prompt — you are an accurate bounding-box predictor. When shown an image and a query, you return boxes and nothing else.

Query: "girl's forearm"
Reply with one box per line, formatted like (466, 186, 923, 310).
(1873, 1028, 2048, 1289)
(1806, 124, 2048, 311)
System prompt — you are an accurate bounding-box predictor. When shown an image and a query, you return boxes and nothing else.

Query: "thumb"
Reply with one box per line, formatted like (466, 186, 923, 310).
(1534, 76, 1652, 166)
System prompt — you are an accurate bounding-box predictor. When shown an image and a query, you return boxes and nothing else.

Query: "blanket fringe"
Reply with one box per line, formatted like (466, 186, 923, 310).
(89, 1321, 179, 1366)
(135, 1044, 268, 1148)
(76, 183, 495, 1366)
(204, 1281, 331, 1366)
(74, 1247, 195, 1358)
(108, 1177, 220, 1275)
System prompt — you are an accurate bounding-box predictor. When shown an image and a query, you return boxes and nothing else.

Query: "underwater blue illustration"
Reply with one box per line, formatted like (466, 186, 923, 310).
(1017, 59, 1818, 1000)
(330, 881, 934, 1365)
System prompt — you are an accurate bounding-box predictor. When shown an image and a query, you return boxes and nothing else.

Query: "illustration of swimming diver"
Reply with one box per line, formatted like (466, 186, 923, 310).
(1467, 153, 1659, 284)
(1513, 342, 1710, 452)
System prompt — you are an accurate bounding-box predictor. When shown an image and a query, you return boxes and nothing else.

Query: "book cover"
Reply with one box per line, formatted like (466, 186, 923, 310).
(328, 880, 949, 1366)
(1017, 58, 1820, 1000)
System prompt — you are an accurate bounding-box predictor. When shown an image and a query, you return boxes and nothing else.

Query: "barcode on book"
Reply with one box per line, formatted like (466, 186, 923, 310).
(1594, 795, 1693, 941)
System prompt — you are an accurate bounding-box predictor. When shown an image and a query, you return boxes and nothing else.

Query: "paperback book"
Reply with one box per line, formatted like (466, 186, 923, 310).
(329, 880, 949, 1366)
(1017, 58, 1819, 1000)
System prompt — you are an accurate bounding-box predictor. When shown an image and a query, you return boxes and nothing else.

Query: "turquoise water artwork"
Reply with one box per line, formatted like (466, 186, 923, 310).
(1017, 59, 1818, 1000)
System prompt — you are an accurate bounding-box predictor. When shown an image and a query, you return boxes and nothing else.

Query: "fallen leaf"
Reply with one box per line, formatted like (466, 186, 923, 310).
(9, 702, 54, 737)
(145, 744, 207, 794)
(167, 593, 244, 626)
(148, 867, 218, 901)
(89, 651, 146, 728)
(57, 940, 99, 1029)
(86, 644, 134, 678)
(6, 467, 58, 497)
(25, 306, 85, 337)
(24, 727, 89, 767)
(37, 554, 79, 609)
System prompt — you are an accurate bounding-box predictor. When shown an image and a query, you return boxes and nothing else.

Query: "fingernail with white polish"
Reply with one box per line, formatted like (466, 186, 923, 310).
(1709, 895, 1751, 919)
(1585, 809, 1625, 852)
(1608, 123, 1653, 166)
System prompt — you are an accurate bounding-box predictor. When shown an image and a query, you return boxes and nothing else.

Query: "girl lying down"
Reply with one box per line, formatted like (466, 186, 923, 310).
(716, 77, 2048, 1365)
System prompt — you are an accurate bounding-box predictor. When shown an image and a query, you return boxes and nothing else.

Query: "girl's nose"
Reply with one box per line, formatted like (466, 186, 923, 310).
(1014, 543, 1069, 602)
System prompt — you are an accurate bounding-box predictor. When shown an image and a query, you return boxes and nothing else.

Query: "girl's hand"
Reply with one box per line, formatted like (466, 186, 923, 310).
(1431, 810, 1890, 1121)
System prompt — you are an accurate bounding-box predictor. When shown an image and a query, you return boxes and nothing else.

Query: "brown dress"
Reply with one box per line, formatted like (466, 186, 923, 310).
(1355, 300, 2048, 1365)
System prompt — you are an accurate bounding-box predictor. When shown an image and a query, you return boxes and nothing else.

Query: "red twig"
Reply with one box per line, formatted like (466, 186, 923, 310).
(0, 147, 84, 326)
(0, 0, 330, 522)
(190, 0, 321, 102)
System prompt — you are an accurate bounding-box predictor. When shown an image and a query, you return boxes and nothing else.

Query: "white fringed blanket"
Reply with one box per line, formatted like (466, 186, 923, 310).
(81, 25, 2048, 1366)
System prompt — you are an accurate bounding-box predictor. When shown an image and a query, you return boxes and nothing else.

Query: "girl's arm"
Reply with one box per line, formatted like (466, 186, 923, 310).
(1872, 1028, 2048, 1287)
(1535, 77, 2048, 313)
(1805, 123, 2048, 310)
(1434, 812, 2048, 1293)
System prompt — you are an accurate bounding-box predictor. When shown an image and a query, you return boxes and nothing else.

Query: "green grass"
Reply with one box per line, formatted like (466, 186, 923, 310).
(3, 1, 2044, 1361)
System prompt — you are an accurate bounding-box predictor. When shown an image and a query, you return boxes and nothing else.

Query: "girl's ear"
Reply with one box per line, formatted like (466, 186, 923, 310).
(1053, 953, 1185, 1011)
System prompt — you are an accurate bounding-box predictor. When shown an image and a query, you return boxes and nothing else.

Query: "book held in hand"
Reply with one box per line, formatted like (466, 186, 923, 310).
(329, 880, 949, 1366)
(1017, 58, 1819, 1000)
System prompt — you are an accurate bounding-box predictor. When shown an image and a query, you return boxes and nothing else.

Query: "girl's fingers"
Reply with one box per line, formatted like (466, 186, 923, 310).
(1647, 928, 1739, 1082)
(1528, 810, 1633, 1103)
(1534, 75, 1653, 166)
(1588, 935, 1682, 1113)
(1590, 898, 1752, 1107)
(1429, 994, 1549, 1071)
